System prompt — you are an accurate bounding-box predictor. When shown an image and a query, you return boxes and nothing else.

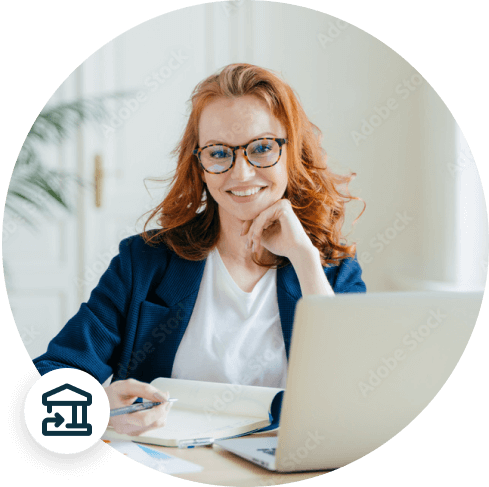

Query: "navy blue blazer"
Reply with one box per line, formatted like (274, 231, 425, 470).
(33, 232, 367, 384)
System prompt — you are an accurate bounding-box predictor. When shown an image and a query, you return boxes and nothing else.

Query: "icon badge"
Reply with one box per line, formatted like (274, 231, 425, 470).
(25, 369, 109, 453)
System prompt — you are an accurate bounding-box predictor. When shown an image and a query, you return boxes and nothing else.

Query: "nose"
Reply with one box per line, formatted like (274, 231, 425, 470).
(230, 149, 256, 180)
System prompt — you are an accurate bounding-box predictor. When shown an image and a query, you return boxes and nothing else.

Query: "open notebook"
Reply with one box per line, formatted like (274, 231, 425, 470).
(103, 377, 284, 447)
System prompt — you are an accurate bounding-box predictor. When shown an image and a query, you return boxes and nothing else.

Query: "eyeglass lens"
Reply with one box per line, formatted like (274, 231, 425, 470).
(200, 139, 281, 173)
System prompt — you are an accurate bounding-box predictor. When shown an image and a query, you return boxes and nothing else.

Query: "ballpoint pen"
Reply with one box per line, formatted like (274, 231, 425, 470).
(110, 399, 178, 417)
(178, 437, 214, 448)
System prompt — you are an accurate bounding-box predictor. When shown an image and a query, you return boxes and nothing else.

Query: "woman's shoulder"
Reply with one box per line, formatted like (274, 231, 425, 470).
(324, 253, 367, 293)
(113, 230, 180, 297)
(118, 229, 174, 265)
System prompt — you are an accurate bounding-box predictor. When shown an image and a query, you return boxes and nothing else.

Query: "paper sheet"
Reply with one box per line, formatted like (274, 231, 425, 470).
(103, 439, 203, 474)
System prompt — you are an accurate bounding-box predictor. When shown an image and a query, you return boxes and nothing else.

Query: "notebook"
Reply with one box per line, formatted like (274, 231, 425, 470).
(103, 377, 284, 447)
(215, 291, 483, 471)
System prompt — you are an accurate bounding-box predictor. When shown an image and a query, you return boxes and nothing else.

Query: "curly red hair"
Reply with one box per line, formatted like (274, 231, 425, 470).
(140, 63, 365, 268)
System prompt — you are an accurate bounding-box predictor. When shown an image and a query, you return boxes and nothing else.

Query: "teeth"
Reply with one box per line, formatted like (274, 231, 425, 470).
(230, 187, 264, 197)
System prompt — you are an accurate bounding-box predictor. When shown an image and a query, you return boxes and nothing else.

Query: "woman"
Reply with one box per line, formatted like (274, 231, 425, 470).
(34, 63, 366, 436)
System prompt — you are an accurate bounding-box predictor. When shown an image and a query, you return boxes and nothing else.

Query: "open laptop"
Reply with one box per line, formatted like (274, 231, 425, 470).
(215, 291, 484, 472)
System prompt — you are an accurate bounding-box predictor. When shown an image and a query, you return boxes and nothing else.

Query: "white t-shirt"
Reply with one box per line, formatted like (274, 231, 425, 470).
(171, 247, 288, 388)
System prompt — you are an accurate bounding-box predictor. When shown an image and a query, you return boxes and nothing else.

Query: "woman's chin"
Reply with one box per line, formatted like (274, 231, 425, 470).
(217, 202, 260, 222)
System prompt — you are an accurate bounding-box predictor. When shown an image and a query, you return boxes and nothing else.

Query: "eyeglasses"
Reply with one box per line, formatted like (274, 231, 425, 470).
(193, 137, 288, 174)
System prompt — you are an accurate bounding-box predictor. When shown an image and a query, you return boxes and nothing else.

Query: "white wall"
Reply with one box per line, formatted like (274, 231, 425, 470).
(203, 1, 488, 291)
(4, 2, 488, 359)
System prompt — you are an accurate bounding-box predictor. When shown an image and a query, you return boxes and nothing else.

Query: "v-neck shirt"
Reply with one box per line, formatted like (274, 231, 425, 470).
(171, 247, 288, 388)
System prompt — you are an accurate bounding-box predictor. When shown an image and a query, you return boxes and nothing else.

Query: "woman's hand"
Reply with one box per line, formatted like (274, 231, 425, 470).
(105, 378, 173, 436)
(241, 199, 316, 260)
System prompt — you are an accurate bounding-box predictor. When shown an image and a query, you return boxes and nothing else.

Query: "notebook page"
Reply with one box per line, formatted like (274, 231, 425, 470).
(151, 377, 283, 419)
(135, 408, 267, 441)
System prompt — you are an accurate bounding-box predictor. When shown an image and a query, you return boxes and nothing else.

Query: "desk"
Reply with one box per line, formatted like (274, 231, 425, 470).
(143, 430, 329, 486)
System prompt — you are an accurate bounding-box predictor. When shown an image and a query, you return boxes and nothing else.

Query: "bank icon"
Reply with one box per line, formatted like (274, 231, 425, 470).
(42, 384, 92, 436)
(25, 369, 109, 453)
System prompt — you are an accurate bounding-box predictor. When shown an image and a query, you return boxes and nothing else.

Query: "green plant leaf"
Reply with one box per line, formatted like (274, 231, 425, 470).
(6, 92, 129, 227)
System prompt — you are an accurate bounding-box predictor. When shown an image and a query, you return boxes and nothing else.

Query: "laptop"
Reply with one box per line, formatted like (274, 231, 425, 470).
(215, 291, 484, 472)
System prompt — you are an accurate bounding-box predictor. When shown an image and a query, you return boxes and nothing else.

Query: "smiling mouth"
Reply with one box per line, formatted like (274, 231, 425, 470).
(226, 186, 268, 198)
(227, 187, 267, 197)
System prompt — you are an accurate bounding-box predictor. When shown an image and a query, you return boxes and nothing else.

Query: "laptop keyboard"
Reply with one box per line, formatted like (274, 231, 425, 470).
(257, 447, 276, 456)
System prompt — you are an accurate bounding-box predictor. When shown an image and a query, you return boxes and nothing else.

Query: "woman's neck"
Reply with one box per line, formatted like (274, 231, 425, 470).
(217, 219, 272, 267)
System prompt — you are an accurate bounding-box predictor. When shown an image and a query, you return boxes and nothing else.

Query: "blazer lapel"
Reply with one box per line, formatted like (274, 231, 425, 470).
(154, 252, 207, 306)
(143, 252, 207, 378)
(277, 263, 302, 360)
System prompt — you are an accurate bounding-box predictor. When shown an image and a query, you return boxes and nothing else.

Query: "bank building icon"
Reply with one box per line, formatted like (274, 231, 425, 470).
(42, 384, 92, 436)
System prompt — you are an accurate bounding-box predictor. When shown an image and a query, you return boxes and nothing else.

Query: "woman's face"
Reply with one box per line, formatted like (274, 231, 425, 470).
(198, 95, 288, 223)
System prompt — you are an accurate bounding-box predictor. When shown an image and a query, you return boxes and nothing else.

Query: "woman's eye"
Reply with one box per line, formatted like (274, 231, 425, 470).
(253, 145, 272, 154)
(210, 149, 231, 159)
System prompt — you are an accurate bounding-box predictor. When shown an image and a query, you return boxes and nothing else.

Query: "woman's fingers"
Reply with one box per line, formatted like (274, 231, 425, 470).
(106, 379, 174, 436)
(116, 379, 170, 403)
(113, 401, 172, 435)
(125, 402, 169, 427)
(240, 219, 253, 237)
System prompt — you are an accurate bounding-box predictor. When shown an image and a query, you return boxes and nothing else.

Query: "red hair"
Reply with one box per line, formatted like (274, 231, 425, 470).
(140, 63, 365, 268)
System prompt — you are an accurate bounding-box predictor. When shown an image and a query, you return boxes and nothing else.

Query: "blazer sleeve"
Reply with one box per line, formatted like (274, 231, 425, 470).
(32, 236, 134, 383)
(332, 253, 367, 294)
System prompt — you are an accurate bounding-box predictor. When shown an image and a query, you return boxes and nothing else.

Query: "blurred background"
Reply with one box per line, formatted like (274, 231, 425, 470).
(3, 1, 488, 360)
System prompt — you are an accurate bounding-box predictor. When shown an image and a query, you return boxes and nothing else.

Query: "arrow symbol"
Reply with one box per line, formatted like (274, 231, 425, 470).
(54, 412, 64, 428)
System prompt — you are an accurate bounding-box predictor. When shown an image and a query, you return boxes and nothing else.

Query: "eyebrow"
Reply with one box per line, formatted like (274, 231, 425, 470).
(202, 132, 279, 147)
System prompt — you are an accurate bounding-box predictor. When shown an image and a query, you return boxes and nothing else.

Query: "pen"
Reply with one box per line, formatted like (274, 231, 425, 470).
(110, 399, 178, 417)
(178, 437, 214, 448)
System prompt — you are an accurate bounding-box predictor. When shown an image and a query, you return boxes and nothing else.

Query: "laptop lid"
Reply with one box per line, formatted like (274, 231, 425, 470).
(275, 291, 483, 472)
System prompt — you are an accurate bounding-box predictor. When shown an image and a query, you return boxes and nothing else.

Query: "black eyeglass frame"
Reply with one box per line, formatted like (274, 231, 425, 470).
(193, 137, 288, 174)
